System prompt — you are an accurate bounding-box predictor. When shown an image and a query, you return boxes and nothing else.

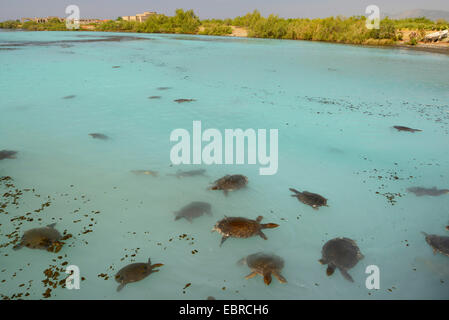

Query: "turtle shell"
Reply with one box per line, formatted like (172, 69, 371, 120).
(212, 175, 248, 191)
(321, 237, 363, 269)
(115, 263, 151, 284)
(214, 217, 261, 238)
(19, 226, 62, 250)
(246, 252, 284, 273)
(298, 191, 327, 208)
(424, 234, 449, 257)
(175, 201, 211, 221)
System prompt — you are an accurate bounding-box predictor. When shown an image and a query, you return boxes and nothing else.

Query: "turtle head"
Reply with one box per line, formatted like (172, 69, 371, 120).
(261, 223, 279, 229)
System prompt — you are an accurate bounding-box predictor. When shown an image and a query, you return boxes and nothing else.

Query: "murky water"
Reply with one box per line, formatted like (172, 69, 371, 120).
(1, 30, 448, 300)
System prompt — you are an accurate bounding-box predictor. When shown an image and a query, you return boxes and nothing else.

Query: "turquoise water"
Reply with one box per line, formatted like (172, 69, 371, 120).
(1, 30, 449, 300)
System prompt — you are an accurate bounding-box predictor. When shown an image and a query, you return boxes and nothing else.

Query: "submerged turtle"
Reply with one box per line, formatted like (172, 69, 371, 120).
(174, 98, 196, 103)
(212, 216, 279, 246)
(115, 257, 163, 292)
(422, 232, 449, 258)
(289, 188, 328, 209)
(407, 187, 449, 197)
(131, 170, 158, 177)
(319, 237, 364, 282)
(13, 223, 62, 251)
(0, 150, 18, 160)
(210, 175, 248, 195)
(88, 133, 109, 140)
(238, 252, 287, 285)
(168, 169, 207, 178)
(174, 201, 212, 222)
(393, 125, 422, 133)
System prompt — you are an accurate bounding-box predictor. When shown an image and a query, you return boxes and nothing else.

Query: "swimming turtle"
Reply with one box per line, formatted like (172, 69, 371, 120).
(131, 170, 158, 177)
(115, 257, 163, 292)
(0, 150, 18, 160)
(212, 216, 279, 246)
(393, 125, 422, 133)
(168, 169, 207, 178)
(238, 252, 287, 285)
(407, 187, 449, 197)
(319, 237, 364, 282)
(13, 223, 62, 251)
(174, 98, 196, 103)
(88, 133, 109, 140)
(289, 188, 328, 209)
(210, 175, 248, 195)
(174, 201, 212, 222)
(422, 232, 449, 258)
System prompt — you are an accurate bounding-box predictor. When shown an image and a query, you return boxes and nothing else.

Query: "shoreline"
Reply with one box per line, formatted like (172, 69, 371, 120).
(2, 28, 449, 56)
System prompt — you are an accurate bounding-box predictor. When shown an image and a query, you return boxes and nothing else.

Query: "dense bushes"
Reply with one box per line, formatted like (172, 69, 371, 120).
(96, 9, 200, 34)
(0, 20, 20, 29)
(21, 18, 67, 31)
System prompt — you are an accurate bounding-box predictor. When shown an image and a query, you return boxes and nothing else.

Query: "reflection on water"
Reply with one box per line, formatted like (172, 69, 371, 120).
(0, 31, 449, 300)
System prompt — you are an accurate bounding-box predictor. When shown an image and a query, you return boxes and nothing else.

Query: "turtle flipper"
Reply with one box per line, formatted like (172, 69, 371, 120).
(273, 271, 287, 284)
(47, 223, 57, 228)
(339, 268, 354, 282)
(256, 216, 263, 223)
(116, 283, 125, 292)
(245, 271, 257, 280)
(219, 236, 229, 247)
(289, 188, 300, 195)
(326, 264, 336, 276)
(13, 242, 23, 250)
(258, 231, 268, 240)
(263, 272, 272, 285)
(318, 258, 327, 265)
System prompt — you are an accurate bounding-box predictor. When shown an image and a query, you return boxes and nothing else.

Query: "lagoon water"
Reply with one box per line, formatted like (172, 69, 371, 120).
(1, 30, 449, 300)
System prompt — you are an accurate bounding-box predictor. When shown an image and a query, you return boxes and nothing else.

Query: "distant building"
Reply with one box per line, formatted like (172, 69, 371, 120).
(20, 17, 106, 24)
(122, 11, 156, 22)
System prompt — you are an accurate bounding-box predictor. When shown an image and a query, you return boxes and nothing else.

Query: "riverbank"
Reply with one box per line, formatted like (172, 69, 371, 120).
(1, 9, 448, 55)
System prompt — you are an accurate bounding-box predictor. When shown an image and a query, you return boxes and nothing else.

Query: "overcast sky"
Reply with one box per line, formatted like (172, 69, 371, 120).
(0, 0, 447, 21)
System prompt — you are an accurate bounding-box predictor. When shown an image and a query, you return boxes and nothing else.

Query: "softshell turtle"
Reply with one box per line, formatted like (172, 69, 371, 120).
(88, 133, 109, 140)
(174, 201, 212, 222)
(212, 216, 279, 246)
(13, 223, 62, 251)
(238, 252, 287, 285)
(289, 188, 328, 209)
(131, 170, 158, 177)
(393, 125, 422, 133)
(210, 175, 248, 195)
(422, 232, 449, 257)
(0, 150, 18, 160)
(319, 237, 364, 282)
(407, 187, 449, 197)
(115, 257, 163, 292)
(168, 169, 207, 178)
